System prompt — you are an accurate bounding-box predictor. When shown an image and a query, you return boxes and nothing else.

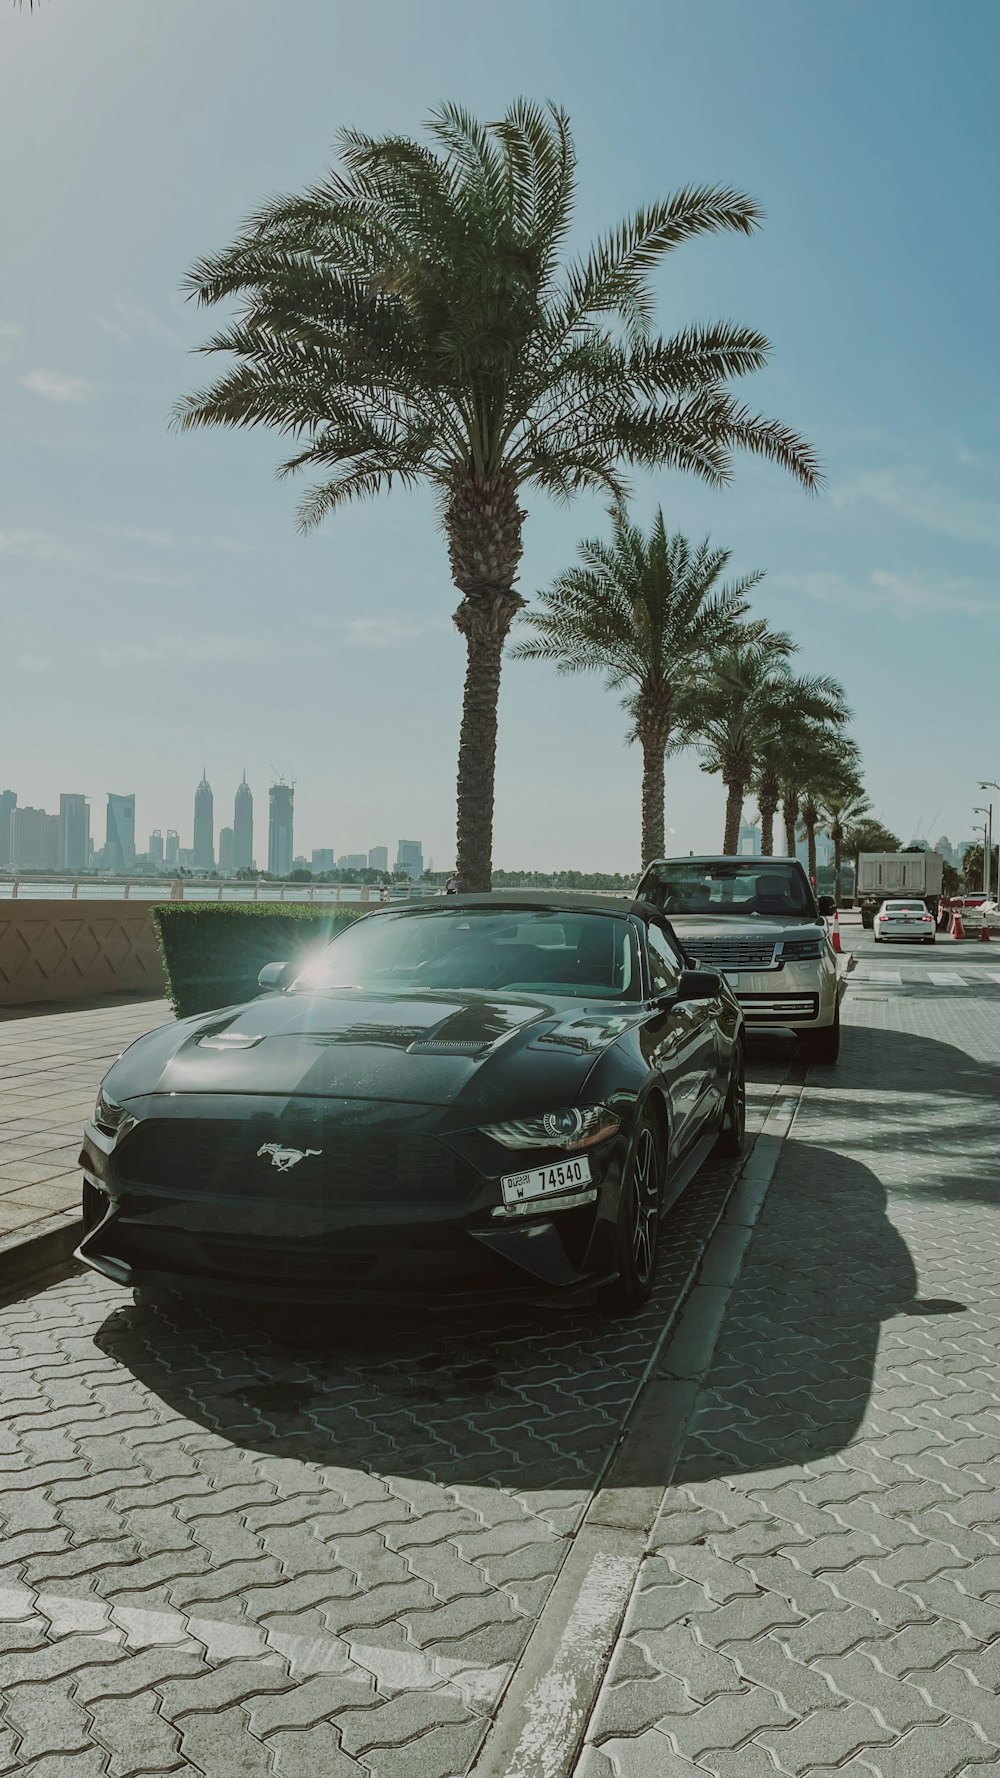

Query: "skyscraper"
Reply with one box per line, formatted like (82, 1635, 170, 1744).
(165, 829, 180, 868)
(234, 774, 253, 871)
(268, 782, 294, 877)
(148, 829, 164, 866)
(218, 826, 235, 873)
(193, 770, 214, 871)
(395, 840, 423, 880)
(368, 846, 388, 872)
(105, 794, 136, 873)
(312, 849, 335, 872)
(59, 795, 90, 871)
(10, 806, 44, 870)
(0, 790, 16, 869)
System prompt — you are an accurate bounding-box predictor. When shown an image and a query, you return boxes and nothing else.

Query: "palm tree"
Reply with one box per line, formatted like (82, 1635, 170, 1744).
(174, 102, 820, 889)
(687, 638, 847, 855)
(845, 818, 900, 886)
(796, 733, 861, 881)
(821, 781, 870, 904)
(512, 509, 761, 865)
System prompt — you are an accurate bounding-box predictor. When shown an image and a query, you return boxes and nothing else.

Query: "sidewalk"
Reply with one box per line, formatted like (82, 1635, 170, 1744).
(0, 997, 167, 1264)
(574, 952, 1000, 1775)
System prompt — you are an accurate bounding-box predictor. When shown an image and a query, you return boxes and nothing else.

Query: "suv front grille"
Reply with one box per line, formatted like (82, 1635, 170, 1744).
(683, 939, 777, 971)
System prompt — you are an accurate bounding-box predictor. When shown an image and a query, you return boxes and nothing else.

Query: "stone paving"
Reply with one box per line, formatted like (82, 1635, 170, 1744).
(575, 937, 1000, 1777)
(0, 1004, 790, 1778)
(0, 999, 168, 1240)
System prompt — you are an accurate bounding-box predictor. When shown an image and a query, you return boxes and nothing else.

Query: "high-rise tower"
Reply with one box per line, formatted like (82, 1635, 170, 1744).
(193, 770, 214, 872)
(268, 781, 294, 877)
(234, 774, 254, 871)
(105, 794, 136, 873)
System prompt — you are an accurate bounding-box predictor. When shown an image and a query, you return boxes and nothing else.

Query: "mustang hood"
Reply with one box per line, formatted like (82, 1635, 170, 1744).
(104, 989, 646, 1113)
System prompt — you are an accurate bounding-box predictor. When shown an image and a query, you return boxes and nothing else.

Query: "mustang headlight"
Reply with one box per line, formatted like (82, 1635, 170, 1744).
(94, 1087, 127, 1135)
(482, 1105, 621, 1151)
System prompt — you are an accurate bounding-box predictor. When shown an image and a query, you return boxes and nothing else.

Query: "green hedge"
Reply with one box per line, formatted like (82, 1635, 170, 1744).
(150, 902, 368, 1019)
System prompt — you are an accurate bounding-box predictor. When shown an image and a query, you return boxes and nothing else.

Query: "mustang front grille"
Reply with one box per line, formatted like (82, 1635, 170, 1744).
(116, 1120, 473, 1205)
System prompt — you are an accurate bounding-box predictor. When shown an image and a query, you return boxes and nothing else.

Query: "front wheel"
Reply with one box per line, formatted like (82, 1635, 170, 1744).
(602, 1116, 664, 1314)
(801, 1002, 841, 1065)
(716, 1044, 746, 1158)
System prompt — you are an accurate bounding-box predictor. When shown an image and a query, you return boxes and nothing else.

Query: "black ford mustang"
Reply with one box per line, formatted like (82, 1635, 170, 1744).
(78, 895, 745, 1313)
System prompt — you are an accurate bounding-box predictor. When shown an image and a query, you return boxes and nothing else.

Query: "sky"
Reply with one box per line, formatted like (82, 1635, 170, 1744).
(1, 0, 998, 872)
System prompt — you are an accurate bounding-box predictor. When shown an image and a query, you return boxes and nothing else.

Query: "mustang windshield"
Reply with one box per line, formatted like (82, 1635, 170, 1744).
(649, 860, 815, 919)
(295, 908, 641, 1000)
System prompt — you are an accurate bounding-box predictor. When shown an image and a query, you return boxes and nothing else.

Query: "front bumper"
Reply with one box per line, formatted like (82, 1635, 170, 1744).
(721, 959, 838, 1031)
(76, 1098, 626, 1304)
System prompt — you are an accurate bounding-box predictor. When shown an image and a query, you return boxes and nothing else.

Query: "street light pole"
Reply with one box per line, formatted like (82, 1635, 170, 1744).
(973, 807, 991, 895)
(979, 782, 999, 901)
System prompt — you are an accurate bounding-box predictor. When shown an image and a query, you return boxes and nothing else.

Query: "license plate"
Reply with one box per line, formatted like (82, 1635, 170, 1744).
(501, 1156, 593, 1206)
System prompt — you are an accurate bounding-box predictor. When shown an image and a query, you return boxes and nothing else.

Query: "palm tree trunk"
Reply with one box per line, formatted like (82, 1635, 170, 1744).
(833, 834, 843, 905)
(723, 781, 744, 855)
(447, 474, 525, 892)
(782, 794, 798, 857)
(758, 781, 779, 856)
(640, 741, 666, 867)
(453, 592, 523, 891)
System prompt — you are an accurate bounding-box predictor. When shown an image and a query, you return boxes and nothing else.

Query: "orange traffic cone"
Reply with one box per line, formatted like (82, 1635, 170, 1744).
(980, 919, 991, 943)
(830, 910, 843, 955)
(952, 907, 965, 940)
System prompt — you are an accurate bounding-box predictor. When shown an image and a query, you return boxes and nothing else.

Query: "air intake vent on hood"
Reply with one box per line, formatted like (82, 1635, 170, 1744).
(407, 1038, 492, 1054)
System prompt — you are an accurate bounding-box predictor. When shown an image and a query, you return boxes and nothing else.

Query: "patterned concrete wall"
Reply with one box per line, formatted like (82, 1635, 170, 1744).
(0, 900, 166, 1007)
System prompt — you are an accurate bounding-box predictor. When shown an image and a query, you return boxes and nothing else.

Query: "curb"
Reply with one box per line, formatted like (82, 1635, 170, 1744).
(0, 1211, 82, 1306)
(473, 1071, 806, 1778)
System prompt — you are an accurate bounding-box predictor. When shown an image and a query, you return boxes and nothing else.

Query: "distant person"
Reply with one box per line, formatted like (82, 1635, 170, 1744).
(444, 873, 459, 895)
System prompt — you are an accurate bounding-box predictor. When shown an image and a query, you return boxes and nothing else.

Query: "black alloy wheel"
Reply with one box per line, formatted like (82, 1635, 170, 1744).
(603, 1115, 664, 1313)
(716, 1044, 746, 1157)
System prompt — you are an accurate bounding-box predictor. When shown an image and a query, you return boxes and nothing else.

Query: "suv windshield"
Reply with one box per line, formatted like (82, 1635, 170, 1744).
(294, 908, 642, 1000)
(645, 860, 815, 919)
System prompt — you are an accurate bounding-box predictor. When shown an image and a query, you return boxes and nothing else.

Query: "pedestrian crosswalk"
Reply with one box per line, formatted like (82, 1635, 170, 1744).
(852, 967, 1000, 990)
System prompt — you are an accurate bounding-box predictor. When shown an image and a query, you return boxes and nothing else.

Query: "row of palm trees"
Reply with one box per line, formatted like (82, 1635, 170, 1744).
(175, 101, 841, 888)
(514, 504, 867, 875)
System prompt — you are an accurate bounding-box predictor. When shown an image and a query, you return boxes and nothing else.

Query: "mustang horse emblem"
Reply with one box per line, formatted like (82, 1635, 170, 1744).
(257, 1143, 322, 1172)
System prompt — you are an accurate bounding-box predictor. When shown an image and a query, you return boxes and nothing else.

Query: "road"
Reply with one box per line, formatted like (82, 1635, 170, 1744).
(1, 932, 999, 1777)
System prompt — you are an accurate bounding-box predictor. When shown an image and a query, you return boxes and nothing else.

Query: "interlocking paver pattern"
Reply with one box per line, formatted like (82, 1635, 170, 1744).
(577, 937, 1000, 1775)
(0, 996, 790, 1774)
(0, 998, 168, 1235)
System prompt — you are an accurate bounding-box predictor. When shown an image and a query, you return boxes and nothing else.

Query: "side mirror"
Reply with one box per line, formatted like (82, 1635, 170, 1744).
(673, 968, 723, 1003)
(257, 961, 294, 992)
(817, 895, 836, 916)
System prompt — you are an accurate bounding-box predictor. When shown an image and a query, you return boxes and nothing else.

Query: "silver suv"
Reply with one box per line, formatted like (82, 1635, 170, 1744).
(636, 856, 841, 1063)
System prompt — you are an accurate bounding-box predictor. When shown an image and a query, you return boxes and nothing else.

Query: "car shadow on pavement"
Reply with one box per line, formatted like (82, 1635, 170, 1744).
(91, 1146, 757, 1492)
(669, 1135, 948, 1486)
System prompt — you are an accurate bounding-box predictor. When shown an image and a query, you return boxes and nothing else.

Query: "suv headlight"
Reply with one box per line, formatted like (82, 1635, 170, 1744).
(94, 1087, 127, 1135)
(482, 1105, 620, 1151)
(780, 938, 825, 961)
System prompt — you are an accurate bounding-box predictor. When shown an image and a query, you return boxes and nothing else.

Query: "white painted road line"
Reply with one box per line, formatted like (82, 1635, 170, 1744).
(866, 970, 901, 984)
(928, 972, 966, 986)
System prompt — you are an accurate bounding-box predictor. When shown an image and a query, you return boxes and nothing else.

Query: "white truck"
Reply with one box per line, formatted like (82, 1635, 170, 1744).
(857, 851, 944, 928)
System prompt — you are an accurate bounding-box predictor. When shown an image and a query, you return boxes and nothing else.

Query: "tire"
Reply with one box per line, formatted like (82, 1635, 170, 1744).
(602, 1115, 664, 1313)
(872, 931, 879, 944)
(923, 935, 935, 945)
(716, 1043, 746, 1158)
(801, 1001, 840, 1064)
(861, 910, 874, 930)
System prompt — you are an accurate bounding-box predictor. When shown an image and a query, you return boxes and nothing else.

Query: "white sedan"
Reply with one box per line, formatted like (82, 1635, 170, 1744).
(873, 899, 936, 944)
